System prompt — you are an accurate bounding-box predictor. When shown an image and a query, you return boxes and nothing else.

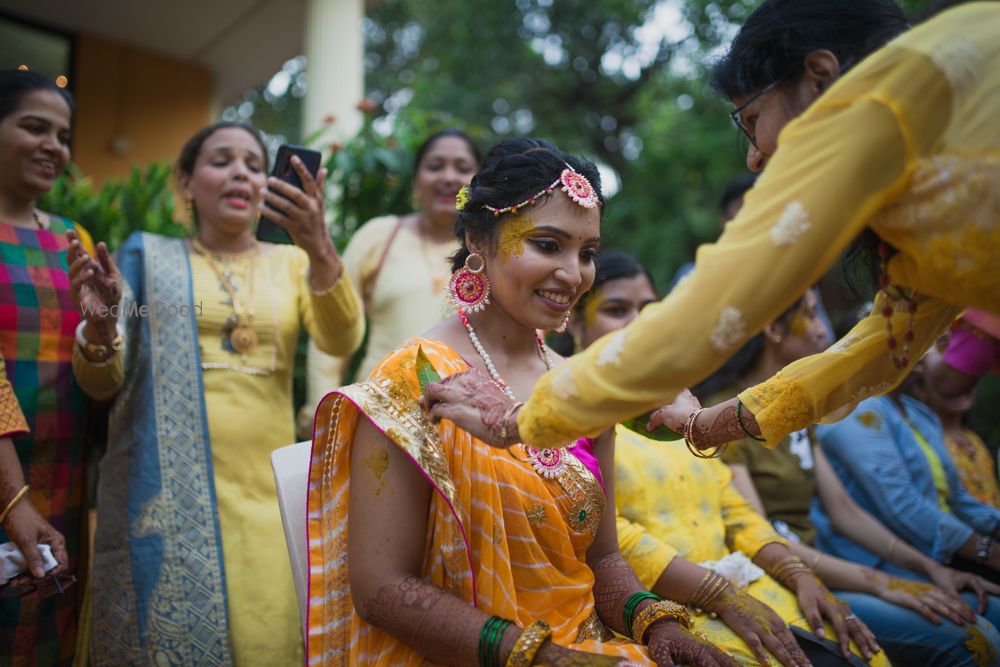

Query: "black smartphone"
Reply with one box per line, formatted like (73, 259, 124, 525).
(256, 144, 323, 244)
(790, 625, 868, 667)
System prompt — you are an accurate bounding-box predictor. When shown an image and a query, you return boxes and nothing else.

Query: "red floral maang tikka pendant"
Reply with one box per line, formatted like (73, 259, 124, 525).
(448, 252, 491, 313)
(560, 169, 599, 208)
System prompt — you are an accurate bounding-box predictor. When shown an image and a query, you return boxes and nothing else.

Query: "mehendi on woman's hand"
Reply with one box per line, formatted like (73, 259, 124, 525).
(703, 585, 808, 667)
(874, 573, 975, 625)
(423, 371, 518, 446)
(792, 573, 880, 661)
(360, 575, 493, 665)
(646, 621, 739, 667)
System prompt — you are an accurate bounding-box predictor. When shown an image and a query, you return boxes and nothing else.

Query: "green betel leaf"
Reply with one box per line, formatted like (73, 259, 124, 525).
(620, 411, 682, 442)
(416, 346, 442, 392)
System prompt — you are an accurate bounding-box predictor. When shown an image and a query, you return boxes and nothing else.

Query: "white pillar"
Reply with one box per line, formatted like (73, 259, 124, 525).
(303, 0, 364, 142)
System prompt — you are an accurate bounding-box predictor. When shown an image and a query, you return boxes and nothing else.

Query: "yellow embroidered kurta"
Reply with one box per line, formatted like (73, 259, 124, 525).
(307, 339, 652, 665)
(614, 426, 887, 666)
(518, 3, 1000, 447)
(945, 429, 1000, 507)
(75, 243, 363, 665)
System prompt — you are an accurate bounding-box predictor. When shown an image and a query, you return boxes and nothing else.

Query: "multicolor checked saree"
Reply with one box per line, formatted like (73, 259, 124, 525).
(0, 217, 91, 666)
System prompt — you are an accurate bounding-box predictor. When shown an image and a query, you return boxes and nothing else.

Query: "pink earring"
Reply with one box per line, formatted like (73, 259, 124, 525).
(448, 253, 491, 313)
(555, 311, 571, 333)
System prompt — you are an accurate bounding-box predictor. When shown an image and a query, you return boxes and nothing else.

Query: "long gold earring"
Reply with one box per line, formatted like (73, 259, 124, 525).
(185, 194, 197, 227)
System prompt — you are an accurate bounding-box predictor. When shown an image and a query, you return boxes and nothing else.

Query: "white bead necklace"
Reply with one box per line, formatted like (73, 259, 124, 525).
(459, 312, 568, 481)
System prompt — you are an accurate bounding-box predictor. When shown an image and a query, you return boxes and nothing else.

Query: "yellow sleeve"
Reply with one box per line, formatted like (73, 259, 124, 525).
(296, 250, 365, 357)
(72, 343, 124, 401)
(740, 291, 959, 443)
(616, 513, 679, 590)
(716, 462, 787, 557)
(0, 354, 29, 437)
(518, 41, 954, 448)
(519, 99, 909, 445)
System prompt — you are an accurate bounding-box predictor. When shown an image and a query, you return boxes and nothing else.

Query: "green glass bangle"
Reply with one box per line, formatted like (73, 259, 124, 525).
(479, 616, 504, 667)
(490, 619, 513, 667)
(624, 591, 662, 638)
(737, 400, 766, 442)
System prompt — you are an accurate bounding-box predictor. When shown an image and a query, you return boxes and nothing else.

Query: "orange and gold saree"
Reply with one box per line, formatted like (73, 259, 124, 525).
(306, 338, 652, 665)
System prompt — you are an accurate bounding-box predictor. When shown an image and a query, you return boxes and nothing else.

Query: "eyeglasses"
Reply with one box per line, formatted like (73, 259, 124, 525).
(729, 80, 781, 150)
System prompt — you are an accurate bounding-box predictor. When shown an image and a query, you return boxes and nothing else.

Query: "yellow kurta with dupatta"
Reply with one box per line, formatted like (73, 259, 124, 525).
(516, 3, 1000, 448)
(306, 339, 652, 665)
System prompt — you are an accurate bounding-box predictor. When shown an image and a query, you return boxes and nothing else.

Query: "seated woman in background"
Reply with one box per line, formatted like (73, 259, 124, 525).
(73, 122, 364, 665)
(917, 333, 1000, 507)
(570, 252, 881, 667)
(307, 138, 738, 666)
(813, 365, 1000, 590)
(701, 291, 1000, 666)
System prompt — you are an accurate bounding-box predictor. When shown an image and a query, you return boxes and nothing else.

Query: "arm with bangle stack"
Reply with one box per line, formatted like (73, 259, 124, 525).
(0, 354, 69, 582)
(66, 229, 125, 400)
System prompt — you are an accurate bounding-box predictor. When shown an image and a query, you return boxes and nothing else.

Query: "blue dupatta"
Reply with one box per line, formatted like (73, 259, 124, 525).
(90, 233, 232, 665)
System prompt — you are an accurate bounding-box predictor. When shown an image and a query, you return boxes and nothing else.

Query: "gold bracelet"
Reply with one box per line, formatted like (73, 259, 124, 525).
(689, 571, 730, 614)
(632, 600, 691, 644)
(771, 556, 815, 588)
(0, 485, 29, 524)
(683, 409, 727, 459)
(505, 620, 552, 667)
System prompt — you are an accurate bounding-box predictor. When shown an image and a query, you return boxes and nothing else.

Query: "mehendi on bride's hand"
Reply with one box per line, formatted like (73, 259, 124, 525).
(423, 370, 519, 446)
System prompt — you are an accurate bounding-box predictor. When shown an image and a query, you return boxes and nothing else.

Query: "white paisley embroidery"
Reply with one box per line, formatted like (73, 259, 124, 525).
(849, 381, 892, 405)
(551, 363, 579, 400)
(769, 200, 812, 247)
(710, 307, 747, 353)
(828, 335, 859, 353)
(596, 329, 627, 367)
(931, 38, 982, 92)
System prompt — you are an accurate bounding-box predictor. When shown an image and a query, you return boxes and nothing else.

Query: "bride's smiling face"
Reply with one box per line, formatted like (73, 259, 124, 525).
(480, 190, 601, 332)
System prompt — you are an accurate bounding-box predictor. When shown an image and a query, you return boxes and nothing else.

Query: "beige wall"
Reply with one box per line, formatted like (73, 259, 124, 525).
(72, 34, 214, 186)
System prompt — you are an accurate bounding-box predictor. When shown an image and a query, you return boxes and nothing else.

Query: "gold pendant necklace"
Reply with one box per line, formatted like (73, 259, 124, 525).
(191, 238, 259, 356)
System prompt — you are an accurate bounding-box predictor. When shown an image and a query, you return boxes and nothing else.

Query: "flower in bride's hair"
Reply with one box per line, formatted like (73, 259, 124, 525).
(455, 185, 471, 211)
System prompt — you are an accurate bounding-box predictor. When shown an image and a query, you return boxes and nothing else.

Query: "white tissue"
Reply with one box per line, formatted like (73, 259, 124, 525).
(699, 550, 765, 589)
(0, 542, 59, 585)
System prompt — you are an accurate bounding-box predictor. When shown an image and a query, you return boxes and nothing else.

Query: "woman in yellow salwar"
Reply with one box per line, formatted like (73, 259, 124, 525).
(423, 0, 1000, 464)
(71, 123, 365, 665)
(307, 138, 741, 666)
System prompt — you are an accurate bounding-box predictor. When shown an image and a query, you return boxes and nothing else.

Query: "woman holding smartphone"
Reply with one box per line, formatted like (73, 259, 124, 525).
(72, 122, 364, 666)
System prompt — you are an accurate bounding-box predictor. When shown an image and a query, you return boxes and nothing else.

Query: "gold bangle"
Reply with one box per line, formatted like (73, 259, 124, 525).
(689, 571, 730, 613)
(683, 409, 727, 459)
(632, 600, 691, 644)
(0, 485, 29, 524)
(505, 620, 552, 667)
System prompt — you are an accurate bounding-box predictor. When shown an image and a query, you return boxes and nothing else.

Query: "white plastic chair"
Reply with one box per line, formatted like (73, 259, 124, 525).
(271, 440, 312, 630)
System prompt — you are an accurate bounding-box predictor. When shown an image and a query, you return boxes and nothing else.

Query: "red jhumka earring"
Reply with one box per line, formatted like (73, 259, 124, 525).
(448, 252, 491, 313)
